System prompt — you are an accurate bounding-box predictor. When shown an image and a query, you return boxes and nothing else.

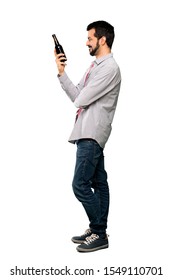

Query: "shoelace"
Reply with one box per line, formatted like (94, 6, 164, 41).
(81, 228, 92, 237)
(84, 234, 99, 245)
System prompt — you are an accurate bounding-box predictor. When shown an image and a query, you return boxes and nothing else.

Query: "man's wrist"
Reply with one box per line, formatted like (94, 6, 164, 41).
(58, 72, 64, 77)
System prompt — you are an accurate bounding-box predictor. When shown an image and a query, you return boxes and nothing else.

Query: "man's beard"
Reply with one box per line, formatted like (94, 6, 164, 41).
(89, 41, 100, 56)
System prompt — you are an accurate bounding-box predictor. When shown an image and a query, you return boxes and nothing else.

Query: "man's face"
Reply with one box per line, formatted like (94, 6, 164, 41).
(86, 29, 100, 56)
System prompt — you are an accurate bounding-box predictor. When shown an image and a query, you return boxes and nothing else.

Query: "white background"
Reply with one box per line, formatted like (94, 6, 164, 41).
(0, 0, 173, 279)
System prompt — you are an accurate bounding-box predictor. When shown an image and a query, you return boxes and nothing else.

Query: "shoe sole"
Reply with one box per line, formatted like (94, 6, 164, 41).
(71, 238, 84, 244)
(76, 244, 108, 252)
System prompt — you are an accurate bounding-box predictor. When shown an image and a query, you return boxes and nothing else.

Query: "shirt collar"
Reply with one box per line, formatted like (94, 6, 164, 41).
(94, 53, 113, 65)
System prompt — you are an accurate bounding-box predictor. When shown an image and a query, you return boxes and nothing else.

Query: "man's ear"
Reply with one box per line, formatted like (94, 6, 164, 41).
(100, 36, 106, 46)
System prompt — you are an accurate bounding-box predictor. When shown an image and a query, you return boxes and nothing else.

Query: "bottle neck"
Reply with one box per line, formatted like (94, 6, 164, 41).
(52, 34, 59, 45)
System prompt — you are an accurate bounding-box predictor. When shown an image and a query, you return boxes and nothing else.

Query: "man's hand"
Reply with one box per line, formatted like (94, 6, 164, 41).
(54, 49, 66, 76)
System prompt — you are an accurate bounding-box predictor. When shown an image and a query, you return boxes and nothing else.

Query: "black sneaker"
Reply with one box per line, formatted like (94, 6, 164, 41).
(76, 233, 109, 252)
(71, 229, 92, 244)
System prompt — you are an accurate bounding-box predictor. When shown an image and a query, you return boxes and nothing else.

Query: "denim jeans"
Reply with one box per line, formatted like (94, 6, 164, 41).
(72, 139, 109, 237)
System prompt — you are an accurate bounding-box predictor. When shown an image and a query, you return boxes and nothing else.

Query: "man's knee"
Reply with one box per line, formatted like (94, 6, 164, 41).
(72, 179, 83, 199)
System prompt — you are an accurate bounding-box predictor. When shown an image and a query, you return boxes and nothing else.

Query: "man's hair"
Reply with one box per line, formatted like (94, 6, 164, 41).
(87, 20, 115, 49)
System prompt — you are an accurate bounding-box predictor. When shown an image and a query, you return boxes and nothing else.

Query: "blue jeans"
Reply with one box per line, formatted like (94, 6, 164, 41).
(72, 139, 109, 237)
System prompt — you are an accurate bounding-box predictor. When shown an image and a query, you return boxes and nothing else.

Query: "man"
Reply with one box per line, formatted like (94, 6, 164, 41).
(54, 20, 121, 252)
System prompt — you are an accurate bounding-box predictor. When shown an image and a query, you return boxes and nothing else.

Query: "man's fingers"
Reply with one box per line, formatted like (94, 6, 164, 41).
(55, 52, 65, 59)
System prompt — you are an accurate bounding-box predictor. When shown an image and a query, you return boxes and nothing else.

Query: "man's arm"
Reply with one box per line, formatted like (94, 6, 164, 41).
(58, 72, 85, 102)
(74, 66, 121, 108)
